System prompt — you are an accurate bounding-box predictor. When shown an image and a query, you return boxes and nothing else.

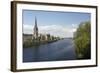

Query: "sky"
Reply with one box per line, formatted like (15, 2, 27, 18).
(23, 10, 90, 38)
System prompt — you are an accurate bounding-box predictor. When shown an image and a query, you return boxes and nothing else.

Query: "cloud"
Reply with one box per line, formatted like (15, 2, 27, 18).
(23, 24, 78, 38)
(23, 24, 33, 34)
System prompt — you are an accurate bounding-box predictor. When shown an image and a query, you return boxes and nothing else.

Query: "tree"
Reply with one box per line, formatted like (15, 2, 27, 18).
(74, 21, 91, 59)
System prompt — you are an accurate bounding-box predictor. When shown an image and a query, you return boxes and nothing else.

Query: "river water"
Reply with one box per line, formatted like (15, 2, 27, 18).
(23, 38, 76, 62)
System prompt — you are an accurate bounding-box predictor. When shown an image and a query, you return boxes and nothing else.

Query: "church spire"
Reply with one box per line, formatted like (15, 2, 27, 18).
(33, 16, 38, 39)
(35, 16, 37, 28)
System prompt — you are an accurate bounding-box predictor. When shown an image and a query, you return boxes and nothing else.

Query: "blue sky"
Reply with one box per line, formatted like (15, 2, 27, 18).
(23, 10, 90, 38)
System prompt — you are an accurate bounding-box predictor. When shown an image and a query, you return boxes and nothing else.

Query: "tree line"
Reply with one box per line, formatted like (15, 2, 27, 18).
(74, 21, 91, 59)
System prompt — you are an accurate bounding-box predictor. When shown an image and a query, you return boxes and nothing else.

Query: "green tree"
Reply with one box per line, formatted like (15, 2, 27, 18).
(74, 21, 91, 59)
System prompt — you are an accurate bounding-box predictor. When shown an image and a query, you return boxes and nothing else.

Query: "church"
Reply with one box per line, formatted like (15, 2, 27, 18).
(32, 17, 52, 41)
(23, 17, 61, 48)
(32, 17, 60, 41)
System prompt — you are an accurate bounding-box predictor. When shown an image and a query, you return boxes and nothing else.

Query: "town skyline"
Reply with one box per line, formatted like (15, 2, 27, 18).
(23, 10, 90, 38)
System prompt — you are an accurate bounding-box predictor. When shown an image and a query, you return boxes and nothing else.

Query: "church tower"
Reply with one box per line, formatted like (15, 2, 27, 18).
(32, 17, 38, 39)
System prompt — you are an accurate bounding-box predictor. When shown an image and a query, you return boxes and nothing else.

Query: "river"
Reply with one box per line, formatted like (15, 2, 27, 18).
(23, 38, 76, 62)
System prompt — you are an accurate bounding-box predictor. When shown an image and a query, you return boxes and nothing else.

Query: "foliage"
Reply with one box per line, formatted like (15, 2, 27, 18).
(74, 21, 91, 59)
(23, 37, 59, 48)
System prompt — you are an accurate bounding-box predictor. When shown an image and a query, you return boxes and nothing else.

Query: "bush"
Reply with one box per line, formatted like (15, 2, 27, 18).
(74, 21, 91, 59)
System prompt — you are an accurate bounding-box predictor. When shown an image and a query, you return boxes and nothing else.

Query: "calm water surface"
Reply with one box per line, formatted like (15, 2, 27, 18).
(23, 38, 76, 62)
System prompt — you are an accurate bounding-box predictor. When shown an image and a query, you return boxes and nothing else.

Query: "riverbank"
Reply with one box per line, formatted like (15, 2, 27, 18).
(23, 39, 60, 48)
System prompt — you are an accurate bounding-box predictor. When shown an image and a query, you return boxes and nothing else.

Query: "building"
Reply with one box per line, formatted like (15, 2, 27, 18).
(32, 17, 60, 42)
